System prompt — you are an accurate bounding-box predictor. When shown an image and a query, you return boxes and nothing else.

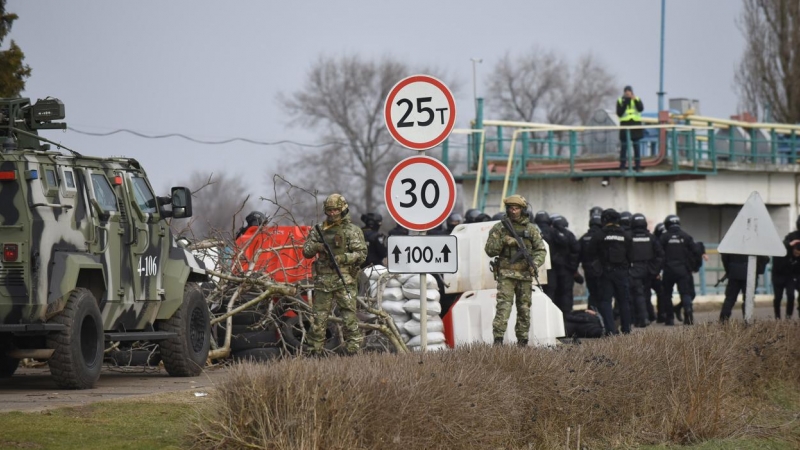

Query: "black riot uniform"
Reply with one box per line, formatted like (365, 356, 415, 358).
(534, 211, 560, 300)
(550, 215, 581, 314)
(588, 209, 633, 334)
(629, 214, 663, 328)
(773, 217, 800, 318)
(652, 223, 668, 323)
(719, 253, 769, 321)
(361, 213, 388, 268)
(659, 215, 697, 325)
(579, 213, 603, 309)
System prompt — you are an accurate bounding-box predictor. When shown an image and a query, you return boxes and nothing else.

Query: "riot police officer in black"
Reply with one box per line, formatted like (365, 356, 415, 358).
(361, 213, 388, 268)
(659, 215, 697, 325)
(629, 214, 663, 327)
(588, 209, 633, 334)
(550, 214, 581, 313)
(579, 213, 603, 309)
(719, 253, 769, 321)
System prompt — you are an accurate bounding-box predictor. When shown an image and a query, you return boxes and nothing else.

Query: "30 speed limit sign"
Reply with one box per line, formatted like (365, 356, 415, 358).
(384, 156, 456, 231)
(384, 74, 456, 150)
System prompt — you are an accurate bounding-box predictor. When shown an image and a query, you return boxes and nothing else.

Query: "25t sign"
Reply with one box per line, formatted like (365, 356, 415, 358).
(384, 75, 456, 151)
(384, 156, 456, 232)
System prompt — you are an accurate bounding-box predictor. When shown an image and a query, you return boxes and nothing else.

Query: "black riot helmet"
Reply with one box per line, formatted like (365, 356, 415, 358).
(475, 213, 492, 222)
(464, 208, 482, 223)
(551, 214, 568, 230)
(632, 213, 647, 230)
(619, 211, 632, 228)
(601, 208, 620, 226)
(534, 210, 551, 226)
(664, 214, 681, 228)
(654, 222, 666, 237)
(245, 211, 266, 228)
(589, 206, 603, 218)
(361, 212, 383, 231)
(589, 213, 602, 228)
(492, 212, 506, 221)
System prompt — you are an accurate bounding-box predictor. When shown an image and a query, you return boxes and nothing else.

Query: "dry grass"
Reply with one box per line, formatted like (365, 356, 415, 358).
(191, 321, 800, 449)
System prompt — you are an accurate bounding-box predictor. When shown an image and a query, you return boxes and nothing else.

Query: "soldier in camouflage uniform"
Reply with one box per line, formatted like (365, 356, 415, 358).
(484, 195, 547, 346)
(303, 194, 367, 355)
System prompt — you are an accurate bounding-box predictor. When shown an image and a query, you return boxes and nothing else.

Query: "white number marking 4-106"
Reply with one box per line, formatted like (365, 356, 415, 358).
(138, 255, 158, 277)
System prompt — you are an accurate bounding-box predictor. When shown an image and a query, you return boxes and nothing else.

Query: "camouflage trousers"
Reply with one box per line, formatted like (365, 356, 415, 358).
(493, 277, 532, 340)
(308, 285, 362, 354)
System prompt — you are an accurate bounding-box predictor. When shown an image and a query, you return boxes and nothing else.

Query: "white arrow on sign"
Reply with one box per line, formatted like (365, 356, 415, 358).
(384, 74, 456, 151)
(384, 155, 456, 231)
(387, 235, 458, 274)
(717, 191, 787, 257)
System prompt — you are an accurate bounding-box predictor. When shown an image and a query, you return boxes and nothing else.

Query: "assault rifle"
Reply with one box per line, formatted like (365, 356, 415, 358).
(714, 273, 728, 288)
(500, 217, 542, 289)
(314, 224, 354, 300)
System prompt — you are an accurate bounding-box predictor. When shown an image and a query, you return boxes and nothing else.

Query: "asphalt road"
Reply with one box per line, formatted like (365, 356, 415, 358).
(0, 304, 779, 413)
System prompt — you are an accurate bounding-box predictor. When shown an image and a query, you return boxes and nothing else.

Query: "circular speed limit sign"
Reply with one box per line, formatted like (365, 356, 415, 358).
(384, 74, 456, 150)
(384, 156, 456, 231)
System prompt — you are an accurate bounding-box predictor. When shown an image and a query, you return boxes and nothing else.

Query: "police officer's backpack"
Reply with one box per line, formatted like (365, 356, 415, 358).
(564, 309, 605, 338)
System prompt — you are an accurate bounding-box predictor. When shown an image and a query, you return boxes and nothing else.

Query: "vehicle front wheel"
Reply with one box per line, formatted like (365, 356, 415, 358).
(46, 288, 104, 389)
(158, 283, 210, 377)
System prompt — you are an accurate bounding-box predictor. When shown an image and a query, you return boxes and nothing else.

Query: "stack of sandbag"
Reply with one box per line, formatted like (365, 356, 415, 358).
(401, 275, 447, 351)
(365, 266, 412, 343)
(364, 267, 448, 350)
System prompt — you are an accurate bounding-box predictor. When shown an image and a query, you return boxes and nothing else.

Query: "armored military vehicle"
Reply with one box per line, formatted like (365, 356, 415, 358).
(0, 97, 210, 389)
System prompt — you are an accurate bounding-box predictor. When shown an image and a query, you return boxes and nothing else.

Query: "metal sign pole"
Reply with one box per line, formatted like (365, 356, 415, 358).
(744, 255, 756, 324)
(419, 149, 428, 352)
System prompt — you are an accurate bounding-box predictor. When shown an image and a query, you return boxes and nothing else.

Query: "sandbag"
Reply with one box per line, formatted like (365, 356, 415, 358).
(406, 332, 445, 347)
(365, 265, 388, 280)
(389, 312, 410, 323)
(403, 299, 442, 315)
(401, 287, 441, 302)
(408, 343, 449, 352)
(381, 300, 407, 316)
(411, 313, 443, 321)
(403, 319, 444, 336)
(396, 273, 416, 285)
(402, 274, 438, 290)
(399, 332, 411, 343)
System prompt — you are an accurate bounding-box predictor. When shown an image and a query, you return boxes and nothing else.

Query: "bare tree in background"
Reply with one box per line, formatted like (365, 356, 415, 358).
(485, 47, 616, 125)
(171, 170, 252, 239)
(735, 0, 800, 123)
(279, 55, 457, 216)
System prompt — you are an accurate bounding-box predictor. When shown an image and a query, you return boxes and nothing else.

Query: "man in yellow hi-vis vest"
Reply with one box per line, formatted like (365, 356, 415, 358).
(616, 85, 644, 171)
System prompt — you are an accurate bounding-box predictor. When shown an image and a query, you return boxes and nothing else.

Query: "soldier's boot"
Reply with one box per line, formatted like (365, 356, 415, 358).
(517, 339, 528, 348)
(684, 311, 694, 325)
(674, 305, 683, 323)
(493, 337, 503, 346)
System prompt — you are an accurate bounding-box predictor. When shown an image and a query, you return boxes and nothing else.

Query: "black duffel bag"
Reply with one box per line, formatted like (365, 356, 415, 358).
(564, 308, 605, 338)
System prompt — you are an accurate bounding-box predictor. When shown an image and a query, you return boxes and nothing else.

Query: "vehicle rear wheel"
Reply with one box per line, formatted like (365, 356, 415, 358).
(46, 288, 104, 389)
(158, 283, 210, 377)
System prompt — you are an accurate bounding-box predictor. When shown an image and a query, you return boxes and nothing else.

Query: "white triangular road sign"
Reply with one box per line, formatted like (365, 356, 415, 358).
(717, 191, 787, 257)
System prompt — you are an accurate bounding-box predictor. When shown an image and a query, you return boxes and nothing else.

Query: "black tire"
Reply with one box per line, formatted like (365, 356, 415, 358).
(279, 315, 341, 352)
(158, 283, 210, 377)
(232, 347, 282, 363)
(231, 310, 265, 326)
(46, 288, 104, 389)
(229, 327, 279, 352)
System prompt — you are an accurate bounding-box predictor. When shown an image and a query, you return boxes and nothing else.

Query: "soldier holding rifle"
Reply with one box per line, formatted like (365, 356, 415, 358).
(484, 195, 547, 347)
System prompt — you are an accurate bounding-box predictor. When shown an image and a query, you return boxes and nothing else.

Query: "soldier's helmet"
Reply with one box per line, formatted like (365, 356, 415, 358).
(464, 208, 482, 223)
(361, 212, 382, 230)
(601, 208, 620, 225)
(503, 194, 528, 212)
(664, 214, 681, 228)
(245, 211, 266, 228)
(632, 213, 647, 230)
(324, 193, 349, 214)
(589, 206, 603, 218)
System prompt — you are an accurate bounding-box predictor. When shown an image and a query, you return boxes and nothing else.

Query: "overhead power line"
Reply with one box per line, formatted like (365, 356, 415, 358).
(67, 126, 339, 148)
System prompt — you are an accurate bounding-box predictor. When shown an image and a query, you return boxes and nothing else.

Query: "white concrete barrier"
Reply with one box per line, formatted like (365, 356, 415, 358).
(443, 287, 564, 347)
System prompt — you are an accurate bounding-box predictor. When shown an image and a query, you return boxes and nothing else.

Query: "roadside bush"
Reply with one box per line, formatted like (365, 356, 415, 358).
(192, 321, 800, 449)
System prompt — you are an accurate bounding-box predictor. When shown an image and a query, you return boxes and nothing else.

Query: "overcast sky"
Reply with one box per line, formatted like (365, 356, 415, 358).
(9, 0, 744, 200)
